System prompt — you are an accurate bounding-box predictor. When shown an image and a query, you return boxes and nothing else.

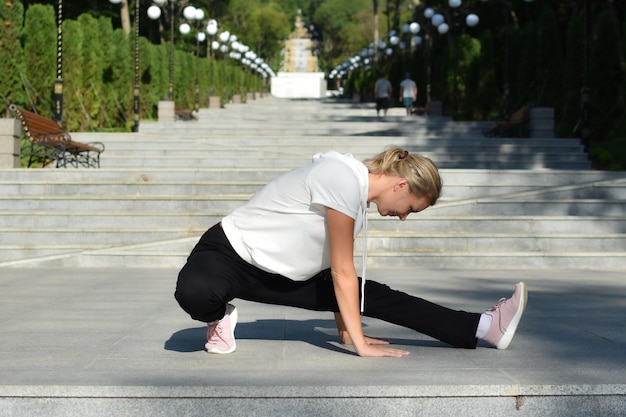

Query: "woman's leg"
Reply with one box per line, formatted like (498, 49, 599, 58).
(237, 270, 480, 349)
(238, 270, 339, 311)
(175, 250, 242, 323)
(363, 280, 480, 349)
(176, 225, 479, 348)
(174, 224, 250, 323)
(175, 224, 338, 322)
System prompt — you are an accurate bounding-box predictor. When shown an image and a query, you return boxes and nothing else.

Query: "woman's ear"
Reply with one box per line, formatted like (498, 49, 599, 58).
(394, 178, 409, 192)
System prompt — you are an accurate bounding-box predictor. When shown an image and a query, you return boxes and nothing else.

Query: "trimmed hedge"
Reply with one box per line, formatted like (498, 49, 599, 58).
(0, 1, 260, 132)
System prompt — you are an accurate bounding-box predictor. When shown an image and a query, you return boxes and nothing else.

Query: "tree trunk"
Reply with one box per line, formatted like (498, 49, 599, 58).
(120, 0, 131, 35)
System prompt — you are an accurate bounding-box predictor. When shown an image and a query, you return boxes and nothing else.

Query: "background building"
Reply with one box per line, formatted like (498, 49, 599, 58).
(272, 11, 326, 98)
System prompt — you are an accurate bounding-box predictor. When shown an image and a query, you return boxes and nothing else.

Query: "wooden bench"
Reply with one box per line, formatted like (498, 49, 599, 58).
(483, 104, 532, 138)
(175, 110, 197, 121)
(9, 104, 104, 168)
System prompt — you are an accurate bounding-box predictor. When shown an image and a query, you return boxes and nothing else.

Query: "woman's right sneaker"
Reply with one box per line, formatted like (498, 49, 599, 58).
(206, 304, 238, 354)
(481, 282, 528, 349)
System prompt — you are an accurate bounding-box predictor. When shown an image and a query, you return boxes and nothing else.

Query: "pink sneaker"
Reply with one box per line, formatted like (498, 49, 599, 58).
(206, 304, 238, 354)
(482, 282, 528, 349)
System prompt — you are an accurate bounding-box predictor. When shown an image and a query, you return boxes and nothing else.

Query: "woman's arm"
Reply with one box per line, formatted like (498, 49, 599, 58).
(326, 208, 409, 357)
(334, 312, 390, 346)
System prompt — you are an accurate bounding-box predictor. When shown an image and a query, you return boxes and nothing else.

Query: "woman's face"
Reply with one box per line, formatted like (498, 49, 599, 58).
(375, 179, 431, 221)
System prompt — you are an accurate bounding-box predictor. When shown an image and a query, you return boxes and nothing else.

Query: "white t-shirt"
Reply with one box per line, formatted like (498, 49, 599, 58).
(400, 79, 417, 98)
(375, 78, 392, 98)
(221, 151, 369, 281)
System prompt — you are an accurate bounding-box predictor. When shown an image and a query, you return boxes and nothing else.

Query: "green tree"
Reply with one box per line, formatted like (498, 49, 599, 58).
(139, 39, 160, 120)
(506, 23, 524, 112)
(23, 4, 56, 116)
(142, 40, 170, 109)
(558, 15, 584, 137)
(455, 33, 481, 118)
(0, 0, 26, 115)
(430, 31, 450, 108)
(514, 23, 538, 108)
(174, 49, 193, 110)
(462, 33, 490, 120)
(77, 13, 105, 129)
(253, 2, 291, 61)
(95, 16, 116, 128)
(535, 7, 562, 107)
(197, 56, 209, 107)
(223, 0, 290, 62)
(589, 10, 623, 142)
(62, 19, 84, 131)
(107, 28, 132, 127)
(311, 0, 370, 70)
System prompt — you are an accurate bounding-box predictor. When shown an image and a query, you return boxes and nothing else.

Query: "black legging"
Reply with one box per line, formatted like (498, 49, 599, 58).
(175, 223, 481, 349)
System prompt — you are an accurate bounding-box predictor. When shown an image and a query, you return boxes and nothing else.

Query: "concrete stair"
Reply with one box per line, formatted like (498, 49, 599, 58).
(1, 96, 625, 269)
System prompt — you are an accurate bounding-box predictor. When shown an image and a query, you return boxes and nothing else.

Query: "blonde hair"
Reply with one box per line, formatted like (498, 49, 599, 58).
(362, 146, 442, 205)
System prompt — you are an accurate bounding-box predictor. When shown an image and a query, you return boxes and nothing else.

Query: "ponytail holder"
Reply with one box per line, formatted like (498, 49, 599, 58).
(399, 150, 409, 160)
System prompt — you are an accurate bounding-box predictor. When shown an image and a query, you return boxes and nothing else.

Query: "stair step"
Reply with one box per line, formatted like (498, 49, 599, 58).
(364, 251, 626, 269)
(1, 97, 623, 268)
(39, 248, 626, 269)
(358, 232, 626, 251)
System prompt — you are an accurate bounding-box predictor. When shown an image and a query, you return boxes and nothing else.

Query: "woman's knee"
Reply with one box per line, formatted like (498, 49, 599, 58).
(175, 254, 242, 319)
(175, 264, 225, 321)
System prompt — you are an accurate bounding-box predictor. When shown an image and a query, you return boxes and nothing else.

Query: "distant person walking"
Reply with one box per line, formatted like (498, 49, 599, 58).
(399, 73, 418, 116)
(374, 74, 392, 117)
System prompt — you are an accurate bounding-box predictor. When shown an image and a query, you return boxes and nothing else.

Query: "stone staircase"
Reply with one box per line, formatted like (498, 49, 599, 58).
(1, 96, 625, 269)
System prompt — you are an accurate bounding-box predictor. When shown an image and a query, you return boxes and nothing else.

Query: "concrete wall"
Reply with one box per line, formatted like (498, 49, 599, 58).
(530, 107, 555, 138)
(270, 72, 327, 99)
(0, 118, 20, 168)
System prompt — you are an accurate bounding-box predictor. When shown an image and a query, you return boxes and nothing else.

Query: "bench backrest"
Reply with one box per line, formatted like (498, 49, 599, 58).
(9, 104, 70, 144)
(508, 104, 531, 124)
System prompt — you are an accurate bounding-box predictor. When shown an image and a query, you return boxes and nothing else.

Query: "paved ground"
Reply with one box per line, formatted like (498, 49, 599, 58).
(1, 266, 625, 415)
(1, 266, 624, 387)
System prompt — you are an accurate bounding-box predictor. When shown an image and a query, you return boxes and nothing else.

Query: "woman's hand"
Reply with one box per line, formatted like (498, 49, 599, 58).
(354, 343, 411, 358)
(334, 312, 409, 357)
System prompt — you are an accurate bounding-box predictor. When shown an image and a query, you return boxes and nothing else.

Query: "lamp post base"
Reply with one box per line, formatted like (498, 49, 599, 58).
(158, 100, 175, 122)
(209, 96, 221, 109)
(0, 118, 20, 168)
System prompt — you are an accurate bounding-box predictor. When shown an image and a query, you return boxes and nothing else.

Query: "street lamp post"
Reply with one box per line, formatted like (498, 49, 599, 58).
(148, 0, 188, 101)
(448, 0, 479, 117)
(373, 0, 379, 64)
(426, 8, 445, 114)
(408, 7, 445, 115)
(581, 0, 590, 151)
(217, 31, 231, 105)
(229, 48, 243, 102)
(180, 5, 206, 113)
(206, 19, 218, 104)
(502, 0, 510, 118)
(232, 42, 253, 102)
(131, 0, 140, 131)
(54, 0, 63, 123)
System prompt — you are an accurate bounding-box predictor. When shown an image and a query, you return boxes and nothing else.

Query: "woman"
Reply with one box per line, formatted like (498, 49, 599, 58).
(175, 147, 527, 357)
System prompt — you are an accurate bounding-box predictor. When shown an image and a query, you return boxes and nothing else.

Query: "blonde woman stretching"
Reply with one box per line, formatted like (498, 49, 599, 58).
(175, 147, 528, 357)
